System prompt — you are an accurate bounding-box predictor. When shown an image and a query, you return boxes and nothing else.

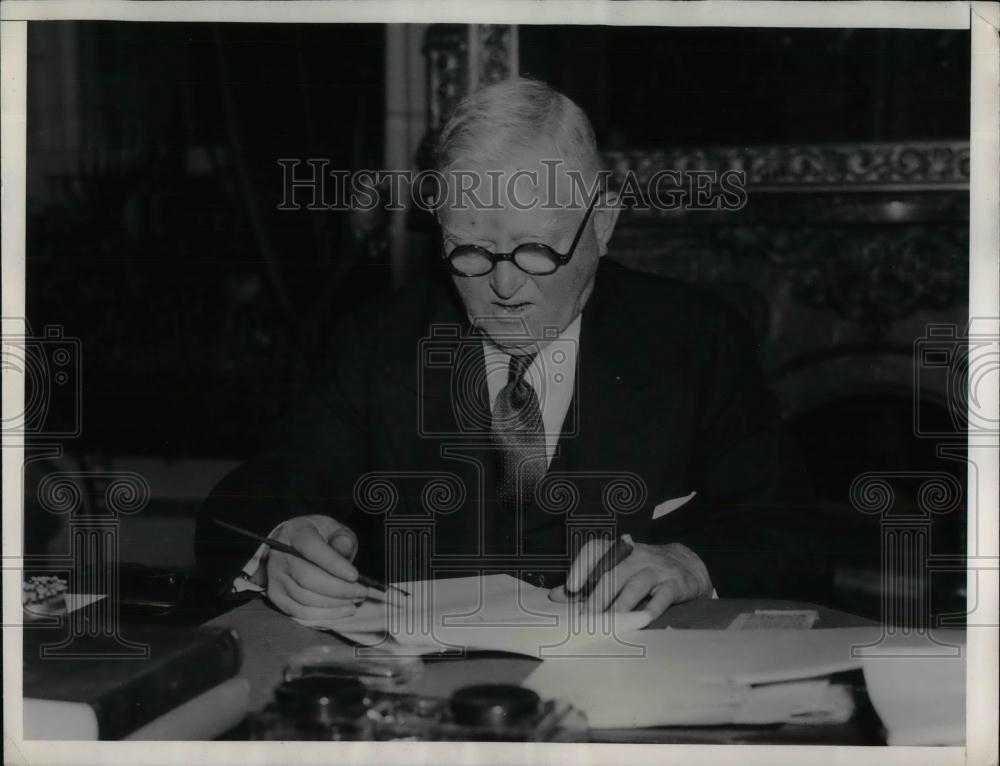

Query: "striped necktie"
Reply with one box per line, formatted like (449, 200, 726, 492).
(491, 351, 547, 553)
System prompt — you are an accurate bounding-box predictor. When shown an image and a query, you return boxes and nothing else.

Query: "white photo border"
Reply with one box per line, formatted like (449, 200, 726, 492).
(2, 3, 996, 766)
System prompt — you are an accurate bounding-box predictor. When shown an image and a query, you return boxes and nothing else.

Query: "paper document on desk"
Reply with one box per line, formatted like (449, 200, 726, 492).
(523, 626, 884, 728)
(295, 574, 652, 657)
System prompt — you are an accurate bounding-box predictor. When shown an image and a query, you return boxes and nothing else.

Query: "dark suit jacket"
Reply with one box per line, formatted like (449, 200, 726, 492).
(195, 259, 832, 601)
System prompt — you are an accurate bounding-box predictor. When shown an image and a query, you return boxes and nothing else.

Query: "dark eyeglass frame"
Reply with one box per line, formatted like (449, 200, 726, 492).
(442, 190, 601, 277)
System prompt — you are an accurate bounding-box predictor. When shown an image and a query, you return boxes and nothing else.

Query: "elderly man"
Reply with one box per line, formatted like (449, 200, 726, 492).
(196, 78, 829, 622)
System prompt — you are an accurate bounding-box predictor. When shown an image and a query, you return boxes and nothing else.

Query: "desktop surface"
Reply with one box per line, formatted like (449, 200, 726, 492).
(202, 595, 886, 743)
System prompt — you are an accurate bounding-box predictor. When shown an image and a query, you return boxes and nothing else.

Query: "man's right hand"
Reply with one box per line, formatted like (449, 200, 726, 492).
(261, 515, 369, 620)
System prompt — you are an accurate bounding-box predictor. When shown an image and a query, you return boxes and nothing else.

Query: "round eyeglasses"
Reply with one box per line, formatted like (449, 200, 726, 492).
(443, 192, 600, 277)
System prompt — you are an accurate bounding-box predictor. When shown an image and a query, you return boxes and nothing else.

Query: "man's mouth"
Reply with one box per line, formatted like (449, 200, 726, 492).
(492, 301, 533, 314)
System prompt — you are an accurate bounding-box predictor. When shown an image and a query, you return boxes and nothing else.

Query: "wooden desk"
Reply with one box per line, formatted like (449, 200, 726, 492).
(205, 596, 885, 743)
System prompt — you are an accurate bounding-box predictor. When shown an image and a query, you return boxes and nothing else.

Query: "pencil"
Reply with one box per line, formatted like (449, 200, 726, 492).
(212, 518, 410, 597)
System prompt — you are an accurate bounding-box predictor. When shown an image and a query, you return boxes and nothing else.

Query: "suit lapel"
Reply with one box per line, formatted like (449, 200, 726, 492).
(554, 262, 681, 538)
(378, 291, 498, 561)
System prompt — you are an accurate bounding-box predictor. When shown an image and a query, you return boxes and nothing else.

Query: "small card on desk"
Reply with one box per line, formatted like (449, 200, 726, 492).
(728, 610, 818, 631)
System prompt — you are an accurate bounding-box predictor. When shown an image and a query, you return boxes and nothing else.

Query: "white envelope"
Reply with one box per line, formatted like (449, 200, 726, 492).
(652, 491, 697, 519)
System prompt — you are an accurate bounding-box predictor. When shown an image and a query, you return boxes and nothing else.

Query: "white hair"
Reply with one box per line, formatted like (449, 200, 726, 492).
(435, 77, 605, 190)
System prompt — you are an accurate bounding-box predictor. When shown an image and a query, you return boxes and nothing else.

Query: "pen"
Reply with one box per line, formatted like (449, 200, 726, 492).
(212, 518, 410, 597)
(568, 534, 634, 601)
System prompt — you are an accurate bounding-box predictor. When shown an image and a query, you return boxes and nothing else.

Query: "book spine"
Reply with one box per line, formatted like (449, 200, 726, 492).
(93, 627, 243, 740)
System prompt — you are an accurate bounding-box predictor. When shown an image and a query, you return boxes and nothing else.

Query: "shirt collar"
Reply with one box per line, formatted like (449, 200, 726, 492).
(482, 314, 582, 404)
(482, 314, 582, 353)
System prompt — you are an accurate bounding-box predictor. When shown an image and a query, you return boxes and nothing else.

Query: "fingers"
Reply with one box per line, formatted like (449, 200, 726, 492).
(262, 515, 369, 621)
(583, 558, 640, 613)
(282, 554, 369, 600)
(278, 564, 364, 608)
(611, 568, 660, 613)
(265, 578, 358, 621)
(288, 523, 360, 582)
(311, 516, 359, 561)
(666, 543, 713, 596)
(329, 529, 358, 561)
(565, 538, 614, 595)
(572, 541, 709, 615)
(548, 585, 570, 603)
(641, 579, 684, 621)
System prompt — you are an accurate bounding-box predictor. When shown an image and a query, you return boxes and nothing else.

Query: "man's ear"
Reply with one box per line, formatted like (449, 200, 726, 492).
(592, 191, 622, 257)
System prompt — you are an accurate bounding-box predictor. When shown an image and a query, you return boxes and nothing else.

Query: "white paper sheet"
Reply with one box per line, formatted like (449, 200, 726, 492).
(295, 574, 652, 657)
(65, 593, 106, 613)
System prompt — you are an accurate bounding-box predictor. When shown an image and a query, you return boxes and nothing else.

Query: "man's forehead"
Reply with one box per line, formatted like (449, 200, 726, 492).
(442, 156, 588, 209)
(440, 206, 565, 238)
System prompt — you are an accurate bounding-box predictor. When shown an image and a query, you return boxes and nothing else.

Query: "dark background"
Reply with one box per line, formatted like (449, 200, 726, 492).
(27, 23, 969, 457)
(28, 23, 387, 458)
(24, 22, 970, 620)
(521, 26, 969, 145)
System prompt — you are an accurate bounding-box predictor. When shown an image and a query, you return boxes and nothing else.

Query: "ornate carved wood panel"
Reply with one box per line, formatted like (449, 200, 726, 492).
(604, 142, 969, 418)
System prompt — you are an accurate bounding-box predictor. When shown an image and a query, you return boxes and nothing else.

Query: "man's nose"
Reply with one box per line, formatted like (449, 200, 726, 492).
(490, 261, 528, 300)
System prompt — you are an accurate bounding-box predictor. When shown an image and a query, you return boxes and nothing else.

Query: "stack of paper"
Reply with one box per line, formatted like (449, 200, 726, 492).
(521, 626, 884, 728)
(296, 574, 652, 657)
(733, 680, 854, 726)
(860, 630, 966, 745)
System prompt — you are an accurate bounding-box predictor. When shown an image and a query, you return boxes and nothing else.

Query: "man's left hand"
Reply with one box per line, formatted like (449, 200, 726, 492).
(548, 539, 713, 620)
